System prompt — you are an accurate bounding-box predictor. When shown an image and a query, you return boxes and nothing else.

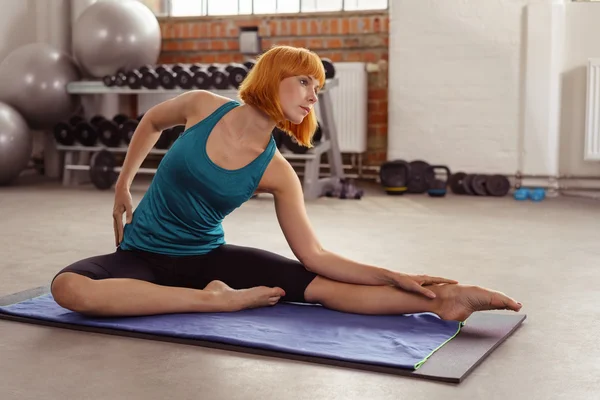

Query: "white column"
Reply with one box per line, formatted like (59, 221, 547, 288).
(521, 0, 565, 189)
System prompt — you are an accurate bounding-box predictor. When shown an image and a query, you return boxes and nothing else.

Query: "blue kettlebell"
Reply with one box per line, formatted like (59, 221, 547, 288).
(530, 188, 546, 202)
(513, 188, 529, 201)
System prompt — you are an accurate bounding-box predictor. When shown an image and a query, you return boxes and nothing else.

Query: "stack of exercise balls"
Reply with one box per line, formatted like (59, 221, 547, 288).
(0, 0, 161, 185)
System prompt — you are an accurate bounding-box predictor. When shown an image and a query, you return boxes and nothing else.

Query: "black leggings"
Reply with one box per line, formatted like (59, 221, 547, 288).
(52, 244, 319, 303)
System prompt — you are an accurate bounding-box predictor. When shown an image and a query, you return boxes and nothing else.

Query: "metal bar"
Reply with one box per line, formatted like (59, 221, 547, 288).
(65, 165, 157, 174)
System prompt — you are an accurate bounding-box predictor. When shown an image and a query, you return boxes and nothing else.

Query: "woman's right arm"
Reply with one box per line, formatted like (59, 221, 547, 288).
(115, 90, 207, 190)
(111, 90, 210, 246)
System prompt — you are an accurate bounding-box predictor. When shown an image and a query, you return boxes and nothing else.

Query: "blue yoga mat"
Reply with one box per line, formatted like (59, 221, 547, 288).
(0, 293, 463, 370)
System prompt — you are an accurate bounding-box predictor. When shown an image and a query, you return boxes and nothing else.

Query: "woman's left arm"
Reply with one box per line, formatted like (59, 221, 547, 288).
(267, 157, 457, 297)
(270, 159, 388, 285)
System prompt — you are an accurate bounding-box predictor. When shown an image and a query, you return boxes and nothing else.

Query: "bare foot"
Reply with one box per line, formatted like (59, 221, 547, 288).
(431, 283, 522, 322)
(204, 280, 286, 312)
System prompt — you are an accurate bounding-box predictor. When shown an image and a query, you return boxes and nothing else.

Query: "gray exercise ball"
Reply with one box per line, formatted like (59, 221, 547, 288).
(0, 43, 81, 130)
(73, 0, 161, 78)
(0, 102, 32, 185)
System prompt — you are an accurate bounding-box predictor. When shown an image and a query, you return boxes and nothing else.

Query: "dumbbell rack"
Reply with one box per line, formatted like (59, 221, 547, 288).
(57, 78, 344, 200)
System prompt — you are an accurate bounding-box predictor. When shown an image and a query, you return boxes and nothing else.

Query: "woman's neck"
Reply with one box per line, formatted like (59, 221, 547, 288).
(227, 103, 277, 148)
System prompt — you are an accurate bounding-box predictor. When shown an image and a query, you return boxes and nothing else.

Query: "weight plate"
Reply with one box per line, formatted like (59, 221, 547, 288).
(53, 122, 76, 146)
(272, 127, 285, 149)
(89, 150, 117, 190)
(485, 174, 511, 196)
(97, 120, 121, 148)
(74, 121, 98, 146)
(380, 160, 411, 190)
(407, 160, 431, 194)
(449, 172, 467, 194)
(471, 174, 488, 196)
(462, 174, 476, 195)
(120, 120, 138, 144)
(313, 124, 323, 144)
(282, 133, 309, 154)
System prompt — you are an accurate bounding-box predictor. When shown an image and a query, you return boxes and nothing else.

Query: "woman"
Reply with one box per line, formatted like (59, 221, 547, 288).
(51, 46, 522, 321)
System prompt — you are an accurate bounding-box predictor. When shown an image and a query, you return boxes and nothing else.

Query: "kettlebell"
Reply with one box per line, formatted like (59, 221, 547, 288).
(425, 165, 451, 197)
(513, 188, 530, 201)
(379, 160, 411, 195)
(530, 188, 546, 202)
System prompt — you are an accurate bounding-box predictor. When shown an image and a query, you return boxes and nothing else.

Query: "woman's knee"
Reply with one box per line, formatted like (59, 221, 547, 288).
(51, 272, 95, 313)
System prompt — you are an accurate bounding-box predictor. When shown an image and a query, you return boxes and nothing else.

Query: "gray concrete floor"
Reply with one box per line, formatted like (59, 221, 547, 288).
(1, 175, 599, 400)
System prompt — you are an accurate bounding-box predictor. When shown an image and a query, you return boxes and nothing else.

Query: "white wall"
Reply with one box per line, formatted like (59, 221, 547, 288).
(387, 0, 545, 174)
(0, 1, 37, 62)
(387, 0, 600, 181)
(559, 2, 600, 177)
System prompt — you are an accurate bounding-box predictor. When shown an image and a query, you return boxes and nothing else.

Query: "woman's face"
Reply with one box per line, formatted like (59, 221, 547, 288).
(278, 75, 320, 124)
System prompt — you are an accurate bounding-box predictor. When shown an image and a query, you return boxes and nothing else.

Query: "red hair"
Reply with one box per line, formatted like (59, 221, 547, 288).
(238, 46, 326, 148)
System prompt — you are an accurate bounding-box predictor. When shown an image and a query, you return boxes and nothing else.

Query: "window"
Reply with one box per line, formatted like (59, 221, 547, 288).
(139, 0, 387, 17)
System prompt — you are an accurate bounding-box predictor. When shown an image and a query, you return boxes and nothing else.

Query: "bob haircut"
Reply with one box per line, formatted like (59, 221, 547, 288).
(238, 45, 326, 148)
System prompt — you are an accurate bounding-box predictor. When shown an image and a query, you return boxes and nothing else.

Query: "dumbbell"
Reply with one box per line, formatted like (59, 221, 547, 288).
(73, 116, 103, 147)
(175, 64, 211, 89)
(321, 58, 335, 79)
(102, 69, 128, 87)
(155, 126, 175, 149)
(113, 115, 139, 145)
(243, 60, 256, 71)
(206, 64, 230, 89)
(79, 115, 127, 147)
(53, 116, 85, 146)
(126, 69, 145, 89)
(130, 64, 180, 89)
(155, 65, 177, 89)
(225, 63, 249, 88)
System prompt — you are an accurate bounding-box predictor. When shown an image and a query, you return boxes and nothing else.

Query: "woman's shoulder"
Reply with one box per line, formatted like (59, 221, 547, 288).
(183, 90, 237, 120)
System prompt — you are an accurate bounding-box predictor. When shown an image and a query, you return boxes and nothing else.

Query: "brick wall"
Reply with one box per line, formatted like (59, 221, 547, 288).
(156, 11, 389, 166)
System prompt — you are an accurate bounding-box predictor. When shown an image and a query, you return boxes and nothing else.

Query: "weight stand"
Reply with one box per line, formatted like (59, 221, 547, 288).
(58, 78, 344, 200)
(279, 86, 345, 200)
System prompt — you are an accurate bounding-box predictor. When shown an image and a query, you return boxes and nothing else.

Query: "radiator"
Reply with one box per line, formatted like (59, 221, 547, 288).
(585, 58, 600, 161)
(137, 62, 368, 153)
(314, 62, 368, 153)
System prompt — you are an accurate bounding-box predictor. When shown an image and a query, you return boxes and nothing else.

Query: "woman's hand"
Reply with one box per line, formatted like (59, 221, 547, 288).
(383, 272, 458, 299)
(113, 186, 133, 247)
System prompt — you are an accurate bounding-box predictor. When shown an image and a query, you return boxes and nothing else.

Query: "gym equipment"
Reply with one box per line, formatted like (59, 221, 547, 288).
(243, 60, 256, 71)
(0, 102, 32, 185)
(425, 165, 451, 197)
(0, 43, 81, 129)
(321, 58, 336, 79)
(156, 66, 177, 89)
(281, 132, 309, 154)
(95, 114, 139, 148)
(207, 64, 230, 89)
(272, 127, 285, 149)
(225, 63, 249, 88)
(53, 116, 85, 146)
(120, 118, 140, 145)
(379, 160, 411, 195)
(462, 174, 476, 195)
(513, 188, 529, 201)
(449, 172, 467, 195)
(155, 127, 175, 149)
(471, 174, 488, 196)
(72, 1, 161, 78)
(407, 160, 432, 194)
(484, 175, 511, 196)
(530, 188, 546, 202)
(168, 125, 186, 143)
(0, 286, 526, 384)
(325, 179, 364, 199)
(89, 150, 118, 190)
(313, 123, 323, 144)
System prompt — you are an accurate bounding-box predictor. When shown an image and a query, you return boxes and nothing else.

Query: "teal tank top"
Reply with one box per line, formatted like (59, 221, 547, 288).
(120, 100, 277, 256)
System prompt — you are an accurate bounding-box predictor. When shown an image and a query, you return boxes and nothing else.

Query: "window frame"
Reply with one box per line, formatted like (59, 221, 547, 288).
(145, 0, 388, 18)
